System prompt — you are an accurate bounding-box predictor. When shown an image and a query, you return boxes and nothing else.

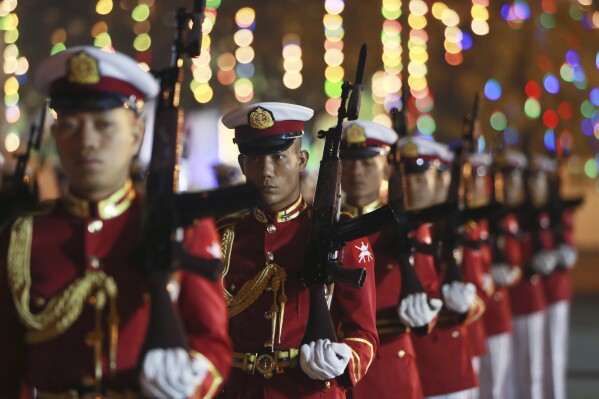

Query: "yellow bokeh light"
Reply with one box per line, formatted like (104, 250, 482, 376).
(471, 5, 489, 21)
(283, 72, 303, 89)
(193, 83, 214, 104)
(4, 43, 18, 59)
(444, 40, 462, 54)
(94, 32, 112, 48)
(325, 0, 345, 15)
(409, 0, 429, 16)
(5, 92, 19, 106)
(192, 66, 212, 83)
(96, 0, 113, 15)
(408, 75, 428, 91)
(282, 44, 302, 60)
(2, 13, 18, 30)
(4, 76, 18, 95)
(138, 62, 150, 72)
(441, 9, 459, 26)
(408, 14, 427, 30)
(3, 57, 17, 74)
(373, 113, 392, 127)
(234, 29, 253, 47)
(431, 2, 448, 19)
(133, 33, 151, 52)
(192, 51, 211, 67)
(325, 65, 344, 82)
(217, 53, 236, 71)
(323, 14, 343, 30)
(593, 11, 599, 28)
(444, 26, 462, 42)
(471, 20, 489, 36)
(324, 48, 344, 66)
(0, 0, 17, 16)
(371, 71, 387, 97)
(235, 46, 255, 64)
(284, 58, 303, 73)
(201, 35, 211, 51)
(383, 73, 401, 94)
(235, 7, 255, 27)
(5, 131, 19, 152)
(234, 78, 253, 97)
(4, 28, 18, 44)
(382, 52, 401, 68)
(408, 62, 428, 77)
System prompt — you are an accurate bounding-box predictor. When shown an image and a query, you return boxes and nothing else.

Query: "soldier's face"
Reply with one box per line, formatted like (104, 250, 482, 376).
(405, 168, 436, 210)
(52, 108, 143, 200)
(434, 169, 451, 205)
(503, 169, 525, 206)
(238, 140, 309, 213)
(529, 171, 549, 207)
(341, 154, 388, 207)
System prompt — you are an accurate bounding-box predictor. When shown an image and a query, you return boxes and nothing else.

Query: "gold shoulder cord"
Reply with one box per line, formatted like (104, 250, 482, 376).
(221, 224, 287, 349)
(7, 216, 120, 384)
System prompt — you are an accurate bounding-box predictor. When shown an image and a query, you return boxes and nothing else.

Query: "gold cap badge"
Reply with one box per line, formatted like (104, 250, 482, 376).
(248, 107, 275, 129)
(67, 52, 100, 85)
(401, 141, 419, 158)
(345, 124, 367, 144)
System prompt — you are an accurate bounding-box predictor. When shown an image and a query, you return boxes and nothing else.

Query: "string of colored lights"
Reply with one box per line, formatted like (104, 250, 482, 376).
(430, 2, 465, 66)
(282, 33, 303, 90)
(131, 0, 153, 70)
(323, 0, 345, 116)
(94, 0, 114, 50)
(232, 7, 256, 103)
(1, 0, 25, 153)
(190, 1, 221, 103)
(370, 0, 401, 128)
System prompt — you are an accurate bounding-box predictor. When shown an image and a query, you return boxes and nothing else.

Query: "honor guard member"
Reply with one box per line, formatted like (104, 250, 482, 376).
(529, 154, 577, 399)
(496, 149, 546, 399)
(219, 103, 378, 399)
(401, 137, 481, 399)
(0, 46, 232, 398)
(339, 120, 443, 399)
(467, 153, 519, 399)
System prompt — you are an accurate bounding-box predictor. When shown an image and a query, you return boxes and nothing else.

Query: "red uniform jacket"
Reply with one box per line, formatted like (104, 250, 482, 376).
(461, 221, 489, 358)
(542, 210, 573, 304)
(509, 214, 547, 316)
(218, 196, 378, 399)
(411, 224, 478, 396)
(479, 220, 513, 337)
(0, 184, 231, 398)
(344, 201, 439, 399)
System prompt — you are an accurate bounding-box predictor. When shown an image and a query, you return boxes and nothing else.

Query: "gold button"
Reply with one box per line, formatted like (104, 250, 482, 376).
(266, 252, 274, 261)
(398, 350, 406, 358)
(89, 256, 100, 269)
(87, 220, 103, 233)
(324, 380, 331, 389)
(451, 330, 460, 338)
(386, 263, 394, 271)
(33, 295, 46, 307)
(267, 224, 277, 233)
(104, 204, 117, 217)
(264, 311, 273, 320)
(230, 284, 236, 291)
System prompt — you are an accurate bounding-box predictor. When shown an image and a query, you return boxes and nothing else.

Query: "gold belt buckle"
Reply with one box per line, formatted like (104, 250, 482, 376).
(255, 353, 276, 379)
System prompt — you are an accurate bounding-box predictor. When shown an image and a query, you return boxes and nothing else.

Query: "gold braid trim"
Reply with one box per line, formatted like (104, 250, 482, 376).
(221, 225, 235, 287)
(226, 263, 286, 318)
(7, 216, 119, 354)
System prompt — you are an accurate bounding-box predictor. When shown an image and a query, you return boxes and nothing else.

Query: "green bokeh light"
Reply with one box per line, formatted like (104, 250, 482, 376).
(490, 111, 507, 131)
(524, 98, 541, 118)
(416, 115, 436, 135)
(324, 80, 342, 98)
(132, 4, 150, 22)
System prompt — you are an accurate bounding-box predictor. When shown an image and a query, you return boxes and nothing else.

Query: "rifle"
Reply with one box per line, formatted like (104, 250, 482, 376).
(0, 100, 48, 227)
(439, 93, 481, 288)
(299, 44, 380, 344)
(136, 0, 260, 352)
(387, 89, 436, 336)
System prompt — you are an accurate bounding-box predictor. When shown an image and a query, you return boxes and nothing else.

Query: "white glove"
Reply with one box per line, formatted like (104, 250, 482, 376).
(491, 263, 520, 287)
(300, 339, 351, 380)
(442, 281, 476, 314)
(482, 273, 495, 296)
(140, 348, 209, 399)
(398, 293, 443, 328)
(557, 243, 578, 269)
(531, 250, 559, 276)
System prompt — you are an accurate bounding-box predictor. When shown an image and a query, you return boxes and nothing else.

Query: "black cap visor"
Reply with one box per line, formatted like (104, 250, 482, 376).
(50, 90, 139, 112)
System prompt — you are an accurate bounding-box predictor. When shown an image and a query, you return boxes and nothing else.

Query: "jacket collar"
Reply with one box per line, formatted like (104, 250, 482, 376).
(64, 179, 136, 219)
(253, 195, 307, 224)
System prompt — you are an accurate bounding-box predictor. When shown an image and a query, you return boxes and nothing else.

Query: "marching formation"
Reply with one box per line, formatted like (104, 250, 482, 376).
(0, 11, 583, 399)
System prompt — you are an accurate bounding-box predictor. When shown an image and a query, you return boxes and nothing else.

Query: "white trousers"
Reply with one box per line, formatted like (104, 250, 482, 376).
(543, 300, 570, 399)
(478, 332, 512, 399)
(471, 357, 480, 399)
(426, 389, 475, 399)
(508, 311, 545, 399)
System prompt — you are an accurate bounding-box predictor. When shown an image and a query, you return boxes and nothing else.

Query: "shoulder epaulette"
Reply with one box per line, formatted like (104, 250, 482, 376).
(217, 210, 251, 231)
